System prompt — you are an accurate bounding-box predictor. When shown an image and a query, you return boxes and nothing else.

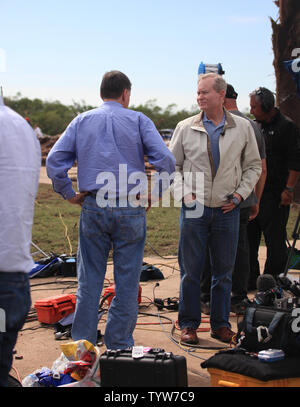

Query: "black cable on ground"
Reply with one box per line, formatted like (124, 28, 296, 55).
(145, 241, 178, 260)
(138, 311, 230, 357)
(29, 280, 78, 288)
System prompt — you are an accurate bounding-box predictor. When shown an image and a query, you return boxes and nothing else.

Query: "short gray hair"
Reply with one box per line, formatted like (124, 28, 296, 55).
(198, 73, 227, 93)
(249, 87, 275, 113)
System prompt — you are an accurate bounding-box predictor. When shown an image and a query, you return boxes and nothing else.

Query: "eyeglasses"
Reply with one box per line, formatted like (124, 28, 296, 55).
(253, 87, 275, 98)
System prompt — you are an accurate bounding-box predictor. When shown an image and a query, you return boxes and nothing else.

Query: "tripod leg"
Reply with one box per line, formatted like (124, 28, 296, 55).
(283, 209, 300, 276)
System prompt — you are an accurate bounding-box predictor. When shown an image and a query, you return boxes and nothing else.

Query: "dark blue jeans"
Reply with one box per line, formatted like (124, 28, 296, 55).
(178, 205, 240, 331)
(201, 206, 252, 302)
(71, 195, 146, 349)
(0, 272, 31, 387)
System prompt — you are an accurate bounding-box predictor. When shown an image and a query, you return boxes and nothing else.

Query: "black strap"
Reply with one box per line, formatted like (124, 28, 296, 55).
(268, 312, 285, 335)
(245, 308, 256, 332)
(245, 308, 284, 334)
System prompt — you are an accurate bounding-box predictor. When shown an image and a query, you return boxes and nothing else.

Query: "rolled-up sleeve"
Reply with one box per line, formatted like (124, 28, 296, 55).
(46, 119, 77, 200)
(139, 113, 175, 175)
(139, 114, 176, 197)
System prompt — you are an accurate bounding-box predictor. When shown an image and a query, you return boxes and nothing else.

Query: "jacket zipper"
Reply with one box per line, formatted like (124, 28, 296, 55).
(206, 133, 215, 207)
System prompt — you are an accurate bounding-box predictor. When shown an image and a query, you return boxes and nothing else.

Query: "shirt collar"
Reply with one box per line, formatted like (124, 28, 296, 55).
(102, 101, 123, 108)
(191, 109, 236, 132)
(203, 111, 226, 128)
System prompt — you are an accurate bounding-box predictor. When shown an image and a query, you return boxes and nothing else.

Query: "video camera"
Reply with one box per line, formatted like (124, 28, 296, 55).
(253, 208, 300, 310)
(253, 273, 300, 310)
(253, 274, 282, 307)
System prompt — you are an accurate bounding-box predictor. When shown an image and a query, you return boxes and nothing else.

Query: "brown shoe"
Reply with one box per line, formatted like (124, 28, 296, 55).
(180, 327, 199, 344)
(211, 327, 236, 344)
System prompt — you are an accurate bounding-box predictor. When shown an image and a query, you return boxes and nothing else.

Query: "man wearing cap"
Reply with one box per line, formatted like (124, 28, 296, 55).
(200, 84, 267, 313)
(247, 87, 300, 285)
(169, 73, 261, 344)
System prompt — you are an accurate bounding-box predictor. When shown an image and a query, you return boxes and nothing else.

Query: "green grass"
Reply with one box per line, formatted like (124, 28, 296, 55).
(32, 184, 181, 258)
(146, 204, 180, 256)
(32, 184, 300, 258)
(286, 205, 300, 242)
(33, 184, 81, 257)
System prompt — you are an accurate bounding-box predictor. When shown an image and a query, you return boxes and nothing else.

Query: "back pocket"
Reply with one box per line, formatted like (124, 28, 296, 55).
(119, 214, 145, 243)
(81, 208, 105, 238)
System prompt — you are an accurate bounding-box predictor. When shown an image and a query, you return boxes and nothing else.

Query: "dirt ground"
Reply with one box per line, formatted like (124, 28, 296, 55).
(12, 255, 260, 388)
(9, 169, 299, 389)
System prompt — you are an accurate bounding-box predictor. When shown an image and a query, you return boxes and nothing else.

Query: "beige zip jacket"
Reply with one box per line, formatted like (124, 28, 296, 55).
(169, 109, 262, 208)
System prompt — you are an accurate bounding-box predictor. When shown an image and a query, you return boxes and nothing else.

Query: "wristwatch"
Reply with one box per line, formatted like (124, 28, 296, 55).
(232, 196, 240, 206)
(285, 186, 294, 192)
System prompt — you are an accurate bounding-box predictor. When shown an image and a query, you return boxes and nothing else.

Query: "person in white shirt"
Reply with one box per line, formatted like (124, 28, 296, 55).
(34, 124, 43, 139)
(0, 94, 41, 386)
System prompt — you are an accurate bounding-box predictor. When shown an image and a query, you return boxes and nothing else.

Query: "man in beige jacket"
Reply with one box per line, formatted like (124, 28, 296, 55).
(169, 73, 261, 344)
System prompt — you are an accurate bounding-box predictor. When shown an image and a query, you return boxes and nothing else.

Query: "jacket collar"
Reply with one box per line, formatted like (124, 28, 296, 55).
(261, 107, 281, 129)
(191, 109, 236, 134)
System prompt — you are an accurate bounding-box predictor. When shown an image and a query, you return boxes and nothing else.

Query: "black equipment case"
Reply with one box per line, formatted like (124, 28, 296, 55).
(201, 350, 300, 387)
(99, 348, 188, 387)
(237, 305, 300, 356)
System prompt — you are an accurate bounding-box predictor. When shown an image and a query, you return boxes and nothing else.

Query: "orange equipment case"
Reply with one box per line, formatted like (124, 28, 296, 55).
(202, 351, 300, 388)
(34, 294, 76, 324)
(103, 284, 142, 306)
(207, 367, 300, 387)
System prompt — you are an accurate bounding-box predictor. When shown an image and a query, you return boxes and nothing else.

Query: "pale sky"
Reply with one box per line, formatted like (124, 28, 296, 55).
(0, 0, 279, 112)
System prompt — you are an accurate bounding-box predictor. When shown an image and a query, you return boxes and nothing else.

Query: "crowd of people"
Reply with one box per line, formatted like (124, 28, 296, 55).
(0, 70, 300, 386)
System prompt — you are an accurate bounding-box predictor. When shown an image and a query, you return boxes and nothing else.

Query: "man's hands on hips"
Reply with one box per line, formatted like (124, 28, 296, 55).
(68, 192, 90, 206)
(221, 193, 242, 213)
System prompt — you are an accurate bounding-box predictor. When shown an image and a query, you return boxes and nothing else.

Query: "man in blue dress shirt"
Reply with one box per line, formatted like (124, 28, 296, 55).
(46, 71, 175, 349)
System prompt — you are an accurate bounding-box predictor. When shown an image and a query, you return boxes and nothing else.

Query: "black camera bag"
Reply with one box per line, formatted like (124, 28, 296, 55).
(237, 305, 300, 356)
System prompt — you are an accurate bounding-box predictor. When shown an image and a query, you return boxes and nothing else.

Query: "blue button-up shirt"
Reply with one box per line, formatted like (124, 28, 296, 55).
(46, 101, 176, 199)
(203, 112, 225, 174)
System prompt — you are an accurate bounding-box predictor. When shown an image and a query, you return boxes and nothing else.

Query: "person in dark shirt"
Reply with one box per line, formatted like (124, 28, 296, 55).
(247, 87, 300, 287)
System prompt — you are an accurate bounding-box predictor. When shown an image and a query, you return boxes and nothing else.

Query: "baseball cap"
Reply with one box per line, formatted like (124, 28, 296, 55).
(226, 84, 238, 99)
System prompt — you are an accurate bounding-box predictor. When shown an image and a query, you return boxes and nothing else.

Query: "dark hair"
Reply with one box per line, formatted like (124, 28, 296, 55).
(249, 87, 275, 113)
(100, 70, 131, 99)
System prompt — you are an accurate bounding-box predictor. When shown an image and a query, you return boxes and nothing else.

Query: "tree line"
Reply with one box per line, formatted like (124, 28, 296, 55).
(4, 93, 95, 136)
(4, 94, 199, 136)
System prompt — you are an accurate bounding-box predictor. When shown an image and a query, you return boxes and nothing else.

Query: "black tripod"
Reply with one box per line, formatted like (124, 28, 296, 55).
(283, 209, 300, 277)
